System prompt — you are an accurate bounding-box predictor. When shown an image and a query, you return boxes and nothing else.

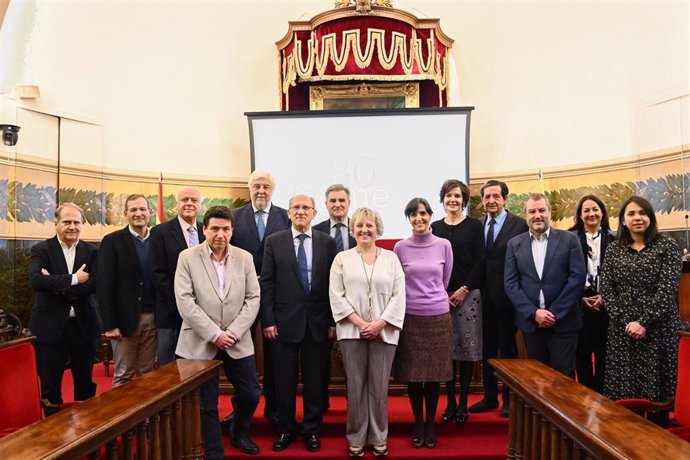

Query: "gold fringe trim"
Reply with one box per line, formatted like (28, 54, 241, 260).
(283, 28, 449, 94)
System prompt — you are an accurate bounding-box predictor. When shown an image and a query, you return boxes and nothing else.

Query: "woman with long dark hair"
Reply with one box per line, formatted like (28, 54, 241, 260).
(600, 196, 682, 424)
(568, 194, 615, 392)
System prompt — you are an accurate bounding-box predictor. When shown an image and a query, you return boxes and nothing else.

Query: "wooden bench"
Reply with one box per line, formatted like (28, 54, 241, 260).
(490, 358, 690, 459)
(0, 359, 220, 459)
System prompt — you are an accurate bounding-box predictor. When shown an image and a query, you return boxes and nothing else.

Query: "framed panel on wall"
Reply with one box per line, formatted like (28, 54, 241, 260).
(309, 82, 419, 110)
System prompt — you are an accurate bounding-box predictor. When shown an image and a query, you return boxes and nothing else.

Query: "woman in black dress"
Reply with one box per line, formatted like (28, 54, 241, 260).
(431, 179, 485, 425)
(568, 194, 615, 393)
(600, 196, 682, 424)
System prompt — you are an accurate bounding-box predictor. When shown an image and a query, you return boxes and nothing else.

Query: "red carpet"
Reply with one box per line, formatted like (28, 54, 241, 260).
(63, 364, 508, 459)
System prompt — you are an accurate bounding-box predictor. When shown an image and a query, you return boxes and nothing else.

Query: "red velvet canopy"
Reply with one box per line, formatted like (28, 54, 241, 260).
(277, 4, 454, 110)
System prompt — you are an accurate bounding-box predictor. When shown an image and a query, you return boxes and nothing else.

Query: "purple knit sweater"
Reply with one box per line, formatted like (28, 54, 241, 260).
(393, 231, 453, 316)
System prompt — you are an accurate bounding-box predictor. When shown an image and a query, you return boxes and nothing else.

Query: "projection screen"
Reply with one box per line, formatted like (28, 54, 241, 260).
(246, 107, 473, 240)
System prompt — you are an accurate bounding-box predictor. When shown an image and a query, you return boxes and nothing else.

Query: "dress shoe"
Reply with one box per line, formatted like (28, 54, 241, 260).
(499, 403, 510, 418)
(272, 432, 296, 451)
(441, 407, 456, 422)
(348, 445, 364, 457)
(468, 398, 499, 413)
(455, 408, 468, 425)
(220, 412, 234, 428)
(373, 443, 388, 457)
(412, 423, 424, 448)
(424, 424, 436, 448)
(230, 436, 260, 455)
(304, 433, 321, 452)
(264, 411, 279, 425)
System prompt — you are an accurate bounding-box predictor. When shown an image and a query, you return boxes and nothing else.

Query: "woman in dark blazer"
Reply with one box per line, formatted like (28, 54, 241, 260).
(568, 194, 615, 393)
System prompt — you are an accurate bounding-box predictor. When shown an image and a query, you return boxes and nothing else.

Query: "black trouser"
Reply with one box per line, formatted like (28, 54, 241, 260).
(251, 319, 277, 416)
(272, 327, 331, 435)
(35, 319, 97, 405)
(197, 352, 261, 460)
(480, 299, 518, 403)
(575, 308, 609, 393)
(523, 329, 578, 378)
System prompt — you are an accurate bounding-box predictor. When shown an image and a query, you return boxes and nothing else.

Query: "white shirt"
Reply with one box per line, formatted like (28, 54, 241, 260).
(57, 237, 78, 317)
(530, 227, 550, 308)
(585, 229, 602, 289)
(128, 225, 150, 241)
(291, 227, 313, 287)
(252, 202, 272, 228)
(178, 216, 197, 247)
(329, 218, 350, 250)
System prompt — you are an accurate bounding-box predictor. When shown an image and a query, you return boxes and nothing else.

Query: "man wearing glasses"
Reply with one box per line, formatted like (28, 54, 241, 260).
(260, 194, 338, 453)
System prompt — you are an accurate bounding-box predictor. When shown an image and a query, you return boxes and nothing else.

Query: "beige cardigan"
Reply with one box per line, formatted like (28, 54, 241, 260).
(329, 248, 406, 345)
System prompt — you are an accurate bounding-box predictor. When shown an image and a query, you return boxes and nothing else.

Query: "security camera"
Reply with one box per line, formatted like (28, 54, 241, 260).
(0, 124, 20, 146)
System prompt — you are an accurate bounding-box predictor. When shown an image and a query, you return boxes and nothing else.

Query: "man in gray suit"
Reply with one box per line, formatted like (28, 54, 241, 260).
(174, 206, 261, 457)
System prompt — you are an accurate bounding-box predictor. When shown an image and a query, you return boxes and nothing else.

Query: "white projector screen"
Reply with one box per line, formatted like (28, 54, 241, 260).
(246, 108, 472, 240)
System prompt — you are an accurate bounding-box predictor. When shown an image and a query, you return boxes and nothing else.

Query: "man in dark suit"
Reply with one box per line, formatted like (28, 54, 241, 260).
(260, 194, 337, 453)
(29, 203, 101, 414)
(312, 183, 356, 251)
(149, 187, 205, 366)
(312, 183, 355, 411)
(98, 194, 156, 387)
(230, 170, 289, 424)
(470, 180, 528, 418)
(504, 193, 585, 377)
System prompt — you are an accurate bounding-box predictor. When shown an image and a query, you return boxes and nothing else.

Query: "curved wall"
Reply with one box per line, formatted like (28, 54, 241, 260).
(1, 0, 687, 176)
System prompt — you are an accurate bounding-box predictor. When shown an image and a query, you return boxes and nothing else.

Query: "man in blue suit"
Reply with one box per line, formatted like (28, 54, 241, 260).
(504, 193, 585, 377)
(230, 170, 290, 424)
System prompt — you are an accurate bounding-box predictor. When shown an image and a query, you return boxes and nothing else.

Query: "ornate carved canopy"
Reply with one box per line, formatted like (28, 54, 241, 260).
(277, 2, 454, 110)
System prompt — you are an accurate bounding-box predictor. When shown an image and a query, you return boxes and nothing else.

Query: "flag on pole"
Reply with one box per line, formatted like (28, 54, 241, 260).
(157, 172, 165, 223)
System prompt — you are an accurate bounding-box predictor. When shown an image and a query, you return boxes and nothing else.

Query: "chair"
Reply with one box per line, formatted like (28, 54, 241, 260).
(668, 332, 690, 441)
(617, 331, 690, 440)
(0, 337, 42, 437)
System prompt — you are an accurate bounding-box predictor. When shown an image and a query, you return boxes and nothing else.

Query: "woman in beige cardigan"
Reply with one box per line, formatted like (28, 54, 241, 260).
(329, 207, 406, 457)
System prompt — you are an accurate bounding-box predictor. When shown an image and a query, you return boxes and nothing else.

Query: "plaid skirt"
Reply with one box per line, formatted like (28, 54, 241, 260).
(394, 312, 453, 383)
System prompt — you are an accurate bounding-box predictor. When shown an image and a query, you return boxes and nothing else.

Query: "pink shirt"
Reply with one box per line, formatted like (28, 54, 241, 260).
(209, 246, 229, 344)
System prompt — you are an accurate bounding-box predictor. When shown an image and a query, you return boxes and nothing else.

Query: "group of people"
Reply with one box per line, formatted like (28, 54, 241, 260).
(27, 172, 683, 458)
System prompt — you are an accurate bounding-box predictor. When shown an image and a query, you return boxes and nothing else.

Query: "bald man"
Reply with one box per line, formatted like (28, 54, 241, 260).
(149, 187, 206, 365)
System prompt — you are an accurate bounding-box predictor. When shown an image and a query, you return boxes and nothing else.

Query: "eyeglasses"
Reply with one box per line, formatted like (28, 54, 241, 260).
(290, 205, 314, 212)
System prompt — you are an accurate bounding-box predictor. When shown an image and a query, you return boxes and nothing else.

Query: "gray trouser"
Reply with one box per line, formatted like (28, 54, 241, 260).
(340, 339, 396, 447)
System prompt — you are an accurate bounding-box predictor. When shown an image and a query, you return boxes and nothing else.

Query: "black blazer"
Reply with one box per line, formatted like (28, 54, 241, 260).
(28, 237, 101, 344)
(230, 203, 290, 275)
(259, 229, 337, 343)
(480, 212, 529, 309)
(574, 228, 616, 295)
(149, 218, 205, 329)
(313, 218, 356, 250)
(98, 226, 155, 336)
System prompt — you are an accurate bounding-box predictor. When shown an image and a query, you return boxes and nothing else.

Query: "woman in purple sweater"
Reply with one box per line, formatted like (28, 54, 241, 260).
(393, 197, 453, 449)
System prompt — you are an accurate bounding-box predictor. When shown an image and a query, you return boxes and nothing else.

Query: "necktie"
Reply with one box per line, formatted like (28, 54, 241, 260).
(188, 225, 199, 247)
(256, 210, 266, 241)
(486, 218, 496, 250)
(334, 223, 345, 252)
(297, 234, 310, 294)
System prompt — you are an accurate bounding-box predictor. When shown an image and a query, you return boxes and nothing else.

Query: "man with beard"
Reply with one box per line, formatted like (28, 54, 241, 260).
(504, 193, 585, 377)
